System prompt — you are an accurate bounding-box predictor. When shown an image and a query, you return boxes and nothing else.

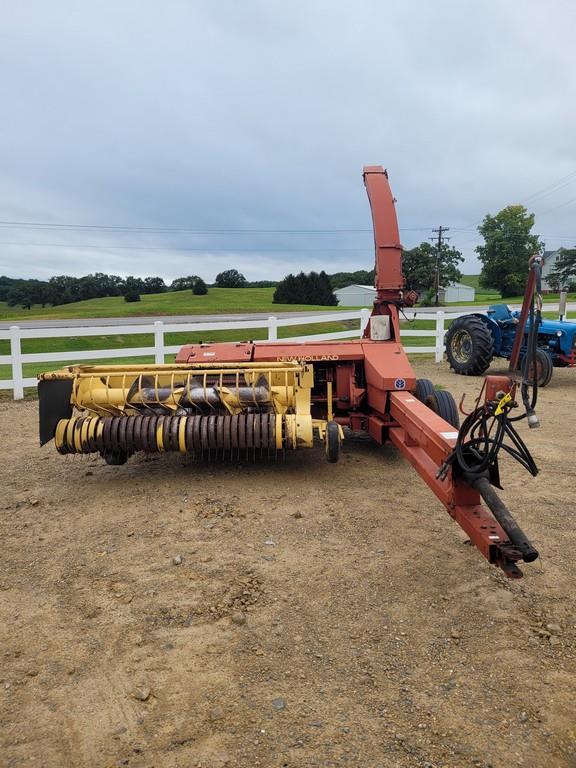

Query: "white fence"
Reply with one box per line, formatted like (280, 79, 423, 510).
(0, 308, 468, 400)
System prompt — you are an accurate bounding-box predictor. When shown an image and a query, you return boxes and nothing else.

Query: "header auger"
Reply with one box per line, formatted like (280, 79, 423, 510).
(38, 166, 542, 578)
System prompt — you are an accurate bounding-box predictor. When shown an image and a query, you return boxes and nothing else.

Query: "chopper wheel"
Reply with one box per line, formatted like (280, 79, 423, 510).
(325, 420, 341, 463)
(425, 389, 460, 429)
(414, 378, 435, 404)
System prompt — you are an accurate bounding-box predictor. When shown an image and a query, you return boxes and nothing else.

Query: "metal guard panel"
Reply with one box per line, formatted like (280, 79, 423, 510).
(361, 341, 416, 392)
(253, 341, 365, 363)
(175, 342, 254, 363)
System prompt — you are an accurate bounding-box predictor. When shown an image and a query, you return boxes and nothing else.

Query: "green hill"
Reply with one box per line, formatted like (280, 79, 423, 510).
(0, 287, 341, 322)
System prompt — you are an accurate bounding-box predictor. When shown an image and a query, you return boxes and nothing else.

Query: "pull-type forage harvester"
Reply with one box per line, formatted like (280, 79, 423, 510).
(38, 166, 542, 578)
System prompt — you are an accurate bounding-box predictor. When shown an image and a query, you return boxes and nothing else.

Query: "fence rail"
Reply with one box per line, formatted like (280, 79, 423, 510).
(0, 308, 471, 400)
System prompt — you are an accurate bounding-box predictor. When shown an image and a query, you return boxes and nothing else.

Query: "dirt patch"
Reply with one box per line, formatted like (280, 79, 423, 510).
(1, 358, 575, 768)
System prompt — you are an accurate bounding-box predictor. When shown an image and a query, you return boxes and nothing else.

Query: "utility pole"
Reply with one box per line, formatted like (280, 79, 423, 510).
(431, 227, 450, 306)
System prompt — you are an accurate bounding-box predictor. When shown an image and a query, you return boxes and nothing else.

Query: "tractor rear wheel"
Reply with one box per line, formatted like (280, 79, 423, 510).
(522, 348, 554, 387)
(425, 389, 460, 429)
(445, 316, 494, 375)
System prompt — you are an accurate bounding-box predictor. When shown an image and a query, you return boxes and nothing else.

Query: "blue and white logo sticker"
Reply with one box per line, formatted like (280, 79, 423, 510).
(394, 378, 406, 390)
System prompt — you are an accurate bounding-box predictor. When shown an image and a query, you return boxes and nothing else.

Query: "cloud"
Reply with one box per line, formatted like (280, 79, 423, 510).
(1, 0, 575, 281)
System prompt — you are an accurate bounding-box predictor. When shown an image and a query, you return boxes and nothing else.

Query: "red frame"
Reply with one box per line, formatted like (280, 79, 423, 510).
(174, 167, 535, 577)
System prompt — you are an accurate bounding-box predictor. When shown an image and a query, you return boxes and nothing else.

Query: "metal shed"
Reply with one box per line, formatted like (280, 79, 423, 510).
(441, 282, 475, 303)
(335, 281, 475, 306)
(334, 284, 376, 307)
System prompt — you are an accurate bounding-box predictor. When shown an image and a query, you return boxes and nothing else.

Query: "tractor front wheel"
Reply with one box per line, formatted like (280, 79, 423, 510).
(445, 316, 494, 376)
(522, 348, 554, 387)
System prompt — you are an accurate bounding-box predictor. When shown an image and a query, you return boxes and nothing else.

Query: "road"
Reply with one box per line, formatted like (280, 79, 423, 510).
(0, 310, 348, 330)
(0, 303, 573, 329)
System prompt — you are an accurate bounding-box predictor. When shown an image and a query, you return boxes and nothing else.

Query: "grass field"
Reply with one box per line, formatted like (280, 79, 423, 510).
(0, 288, 340, 322)
(458, 275, 576, 305)
(459, 274, 500, 303)
(1, 281, 575, 323)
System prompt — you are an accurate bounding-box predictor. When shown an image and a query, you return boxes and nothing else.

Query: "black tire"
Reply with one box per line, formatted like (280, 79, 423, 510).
(445, 316, 494, 375)
(325, 421, 341, 463)
(425, 389, 460, 429)
(522, 348, 553, 387)
(414, 378, 435, 404)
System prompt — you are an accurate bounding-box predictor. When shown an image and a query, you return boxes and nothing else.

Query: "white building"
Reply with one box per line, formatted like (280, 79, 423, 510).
(335, 281, 475, 306)
(334, 284, 376, 307)
(440, 282, 475, 303)
(541, 249, 560, 291)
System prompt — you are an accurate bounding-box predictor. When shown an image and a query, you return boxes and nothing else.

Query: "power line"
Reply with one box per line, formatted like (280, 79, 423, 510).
(450, 228, 576, 242)
(0, 230, 575, 253)
(453, 169, 576, 247)
(0, 219, 433, 235)
(521, 169, 576, 205)
(536, 195, 576, 217)
(0, 241, 378, 253)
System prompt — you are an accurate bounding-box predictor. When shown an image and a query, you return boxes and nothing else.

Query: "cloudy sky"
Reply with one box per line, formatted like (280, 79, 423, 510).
(1, 1, 575, 283)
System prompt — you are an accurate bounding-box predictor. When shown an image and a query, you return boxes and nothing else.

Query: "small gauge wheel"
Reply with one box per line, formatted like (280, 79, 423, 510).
(325, 420, 341, 463)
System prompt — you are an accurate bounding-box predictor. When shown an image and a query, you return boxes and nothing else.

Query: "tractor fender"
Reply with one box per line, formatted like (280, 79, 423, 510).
(466, 313, 502, 353)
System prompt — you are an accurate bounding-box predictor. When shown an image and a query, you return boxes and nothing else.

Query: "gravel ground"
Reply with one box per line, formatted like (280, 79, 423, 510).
(0, 358, 575, 768)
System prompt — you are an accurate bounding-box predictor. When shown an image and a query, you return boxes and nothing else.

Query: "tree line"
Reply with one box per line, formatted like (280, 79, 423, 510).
(273, 271, 337, 305)
(0, 268, 274, 309)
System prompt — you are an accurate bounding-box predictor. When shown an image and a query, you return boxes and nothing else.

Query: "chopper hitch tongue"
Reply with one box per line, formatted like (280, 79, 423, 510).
(471, 476, 539, 563)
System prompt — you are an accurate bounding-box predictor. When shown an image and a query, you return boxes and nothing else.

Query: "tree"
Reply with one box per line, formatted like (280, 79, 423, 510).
(192, 277, 208, 295)
(122, 276, 145, 296)
(547, 248, 576, 291)
(92, 272, 124, 296)
(0, 276, 18, 301)
(5, 279, 53, 309)
(329, 269, 375, 290)
(170, 276, 200, 291)
(143, 277, 166, 294)
(273, 271, 337, 305)
(476, 206, 543, 298)
(124, 291, 141, 303)
(49, 275, 81, 301)
(244, 280, 278, 288)
(402, 242, 463, 293)
(215, 269, 247, 288)
(6, 286, 33, 309)
(273, 273, 300, 303)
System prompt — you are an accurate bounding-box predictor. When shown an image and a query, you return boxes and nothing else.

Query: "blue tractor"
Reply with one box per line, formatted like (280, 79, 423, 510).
(445, 304, 576, 386)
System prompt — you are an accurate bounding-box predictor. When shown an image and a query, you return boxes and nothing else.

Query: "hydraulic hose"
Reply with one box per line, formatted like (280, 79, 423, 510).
(512, 255, 543, 426)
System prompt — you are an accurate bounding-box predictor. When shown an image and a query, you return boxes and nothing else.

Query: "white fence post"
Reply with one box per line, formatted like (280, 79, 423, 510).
(360, 307, 371, 336)
(267, 316, 278, 341)
(559, 289, 568, 321)
(435, 310, 445, 363)
(154, 321, 164, 364)
(10, 325, 24, 400)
